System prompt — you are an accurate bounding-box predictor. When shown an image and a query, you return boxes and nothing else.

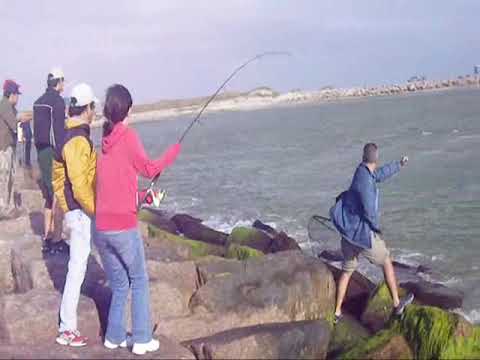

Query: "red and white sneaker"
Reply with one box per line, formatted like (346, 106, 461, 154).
(56, 330, 88, 347)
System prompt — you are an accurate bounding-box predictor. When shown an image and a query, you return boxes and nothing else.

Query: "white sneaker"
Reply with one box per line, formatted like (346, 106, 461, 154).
(132, 339, 160, 355)
(104, 338, 129, 349)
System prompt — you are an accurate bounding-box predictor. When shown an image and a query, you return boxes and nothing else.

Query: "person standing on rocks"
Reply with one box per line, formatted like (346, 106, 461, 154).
(33, 67, 69, 254)
(330, 143, 414, 323)
(0, 80, 31, 219)
(52, 83, 98, 347)
(95, 84, 181, 355)
(17, 106, 33, 169)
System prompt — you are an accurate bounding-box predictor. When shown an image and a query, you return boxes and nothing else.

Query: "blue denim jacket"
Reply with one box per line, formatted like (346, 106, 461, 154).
(330, 161, 401, 249)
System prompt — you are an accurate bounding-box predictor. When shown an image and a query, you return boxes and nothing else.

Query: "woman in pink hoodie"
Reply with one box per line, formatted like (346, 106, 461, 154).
(95, 84, 180, 355)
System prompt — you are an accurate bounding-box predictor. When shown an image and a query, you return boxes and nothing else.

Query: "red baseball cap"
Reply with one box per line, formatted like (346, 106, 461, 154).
(3, 80, 22, 95)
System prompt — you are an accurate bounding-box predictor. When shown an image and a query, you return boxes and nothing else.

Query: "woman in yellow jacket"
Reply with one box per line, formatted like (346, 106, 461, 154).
(51, 83, 97, 348)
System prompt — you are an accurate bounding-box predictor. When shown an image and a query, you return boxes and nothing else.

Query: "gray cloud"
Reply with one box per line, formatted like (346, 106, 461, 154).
(1, 0, 479, 108)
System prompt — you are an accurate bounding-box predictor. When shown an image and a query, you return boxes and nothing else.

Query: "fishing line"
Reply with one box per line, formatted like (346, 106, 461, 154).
(140, 51, 291, 208)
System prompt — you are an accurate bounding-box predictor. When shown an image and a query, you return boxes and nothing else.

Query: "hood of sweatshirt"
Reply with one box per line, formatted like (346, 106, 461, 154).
(102, 122, 128, 154)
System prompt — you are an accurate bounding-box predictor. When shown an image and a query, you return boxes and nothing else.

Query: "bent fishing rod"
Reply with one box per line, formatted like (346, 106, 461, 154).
(140, 51, 291, 207)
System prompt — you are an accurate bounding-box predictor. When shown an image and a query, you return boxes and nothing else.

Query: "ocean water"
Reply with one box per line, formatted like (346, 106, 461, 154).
(98, 88, 480, 323)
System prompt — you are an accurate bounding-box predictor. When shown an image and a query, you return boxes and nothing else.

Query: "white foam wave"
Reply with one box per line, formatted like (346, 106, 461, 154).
(431, 254, 446, 262)
(438, 277, 462, 286)
(453, 308, 480, 325)
(203, 215, 280, 234)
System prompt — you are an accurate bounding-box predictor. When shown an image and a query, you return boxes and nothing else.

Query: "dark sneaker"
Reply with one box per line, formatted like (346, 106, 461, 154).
(52, 240, 70, 254)
(394, 293, 415, 316)
(334, 313, 343, 325)
(41, 238, 54, 254)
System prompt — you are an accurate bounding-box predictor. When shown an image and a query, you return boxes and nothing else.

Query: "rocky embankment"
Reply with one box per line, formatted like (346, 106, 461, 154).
(127, 75, 480, 124)
(0, 169, 479, 359)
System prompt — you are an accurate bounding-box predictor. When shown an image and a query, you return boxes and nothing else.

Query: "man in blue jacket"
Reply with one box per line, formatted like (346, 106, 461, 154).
(330, 143, 414, 322)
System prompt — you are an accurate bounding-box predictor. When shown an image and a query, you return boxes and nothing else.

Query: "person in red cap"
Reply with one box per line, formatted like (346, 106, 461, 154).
(0, 80, 31, 219)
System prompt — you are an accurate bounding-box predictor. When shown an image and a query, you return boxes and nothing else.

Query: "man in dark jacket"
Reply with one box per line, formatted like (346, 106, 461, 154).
(330, 143, 414, 322)
(33, 67, 68, 254)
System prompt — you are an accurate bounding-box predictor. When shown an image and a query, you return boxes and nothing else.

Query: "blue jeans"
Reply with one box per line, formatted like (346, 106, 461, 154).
(94, 228, 152, 344)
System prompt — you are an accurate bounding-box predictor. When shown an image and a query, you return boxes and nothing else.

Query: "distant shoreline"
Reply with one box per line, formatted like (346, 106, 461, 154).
(91, 76, 480, 127)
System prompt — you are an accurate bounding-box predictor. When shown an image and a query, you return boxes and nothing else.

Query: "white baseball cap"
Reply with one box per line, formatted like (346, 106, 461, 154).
(70, 83, 98, 107)
(49, 67, 65, 80)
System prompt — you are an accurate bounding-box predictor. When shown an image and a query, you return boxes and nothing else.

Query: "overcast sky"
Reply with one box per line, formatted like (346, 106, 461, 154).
(1, 0, 479, 108)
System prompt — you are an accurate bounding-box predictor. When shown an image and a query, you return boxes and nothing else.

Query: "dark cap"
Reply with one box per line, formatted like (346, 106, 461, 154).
(3, 80, 22, 95)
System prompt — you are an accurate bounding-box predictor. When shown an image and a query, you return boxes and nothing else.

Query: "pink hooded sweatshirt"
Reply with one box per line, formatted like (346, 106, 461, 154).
(95, 122, 180, 231)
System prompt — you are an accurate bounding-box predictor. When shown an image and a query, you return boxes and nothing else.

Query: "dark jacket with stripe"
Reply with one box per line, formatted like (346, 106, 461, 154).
(33, 88, 66, 152)
(52, 119, 96, 216)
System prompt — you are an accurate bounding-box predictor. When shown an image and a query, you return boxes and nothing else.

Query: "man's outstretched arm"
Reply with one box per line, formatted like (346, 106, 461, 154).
(374, 156, 408, 183)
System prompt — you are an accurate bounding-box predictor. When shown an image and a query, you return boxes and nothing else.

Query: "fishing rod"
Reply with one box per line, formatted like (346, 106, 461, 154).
(141, 51, 291, 208)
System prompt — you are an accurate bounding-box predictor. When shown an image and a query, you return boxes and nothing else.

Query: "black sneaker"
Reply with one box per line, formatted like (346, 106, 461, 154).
(52, 240, 70, 254)
(41, 238, 54, 253)
(334, 313, 343, 325)
(394, 293, 415, 316)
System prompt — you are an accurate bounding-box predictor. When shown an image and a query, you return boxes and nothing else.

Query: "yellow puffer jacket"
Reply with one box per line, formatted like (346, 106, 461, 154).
(52, 119, 96, 216)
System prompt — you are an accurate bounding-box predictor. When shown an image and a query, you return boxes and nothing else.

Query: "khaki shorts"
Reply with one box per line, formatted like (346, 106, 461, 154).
(341, 232, 390, 273)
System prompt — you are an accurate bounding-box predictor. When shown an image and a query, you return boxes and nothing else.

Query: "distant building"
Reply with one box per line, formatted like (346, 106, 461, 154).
(474, 65, 479, 75)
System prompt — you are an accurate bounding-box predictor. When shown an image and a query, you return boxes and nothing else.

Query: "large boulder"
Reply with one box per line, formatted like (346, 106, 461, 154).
(0, 335, 195, 359)
(344, 305, 480, 360)
(227, 225, 300, 254)
(0, 239, 14, 294)
(327, 313, 370, 358)
(184, 320, 331, 360)
(225, 243, 264, 260)
(145, 226, 225, 261)
(195, 256, 246, 286)
(189, 251, 335, 319)
(226, 227, 272, 252)
(155, 251, 336, 342)
(138, 208, 179, 235)
(147, 260, 199, 318)
(366, 335, 413, 360)
(10, 239, 107, 294)
(401, 305, 480, 359)
(252, 220, 301, 253)
(400, 280, 464, 309)
(361, 282, 406, 332)
(340, 328, 413, 360)
(0, 289, 101, 344)
(252, 219, 277, 236)
(172, 214, 228, 246)
(326, 264, 375, 318)
(268, 231, 301, 253)
(120, 280, 198, 333)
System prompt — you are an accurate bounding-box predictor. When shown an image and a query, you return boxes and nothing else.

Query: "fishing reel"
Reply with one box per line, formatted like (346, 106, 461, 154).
(143, 188, 167, 208)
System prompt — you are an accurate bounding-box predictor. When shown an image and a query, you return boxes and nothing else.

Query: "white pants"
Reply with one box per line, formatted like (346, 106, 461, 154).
(59, 209, 91, 332)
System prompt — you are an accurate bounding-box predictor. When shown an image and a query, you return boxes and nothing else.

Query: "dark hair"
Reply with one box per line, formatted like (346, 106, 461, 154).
(3, 91, 12, 98)
(47, 74, 63, 89)
(363, 143, 378, 163)
(103, 84, 132, 137)
(68, 97, 95, 117)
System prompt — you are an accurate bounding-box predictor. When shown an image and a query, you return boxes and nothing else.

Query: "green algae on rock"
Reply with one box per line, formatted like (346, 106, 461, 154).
(226, 226, 272, 252)
(225, 243, 264, 260)
(146, 224, 225, 259)
(328, 313, 371, 358)
(342, 304, 480, 359)
(361, 281, 406, 332)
